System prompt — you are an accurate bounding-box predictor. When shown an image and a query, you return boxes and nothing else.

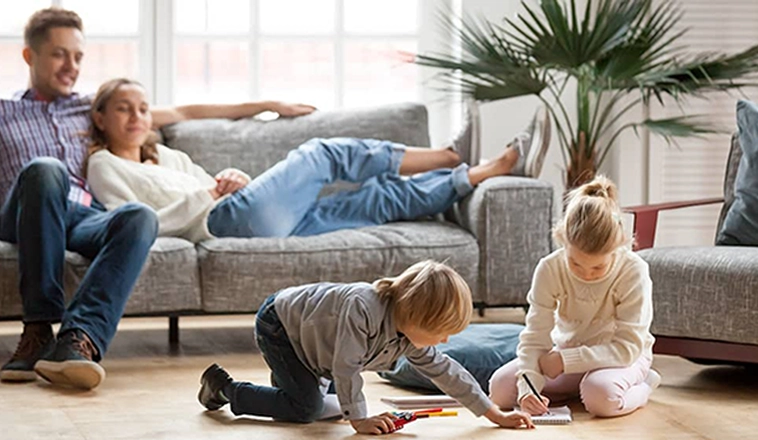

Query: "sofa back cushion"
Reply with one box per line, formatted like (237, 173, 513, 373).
(716, 132, 743, 237)
(717, 100, 758, 245)
(159, 102, 430, 178)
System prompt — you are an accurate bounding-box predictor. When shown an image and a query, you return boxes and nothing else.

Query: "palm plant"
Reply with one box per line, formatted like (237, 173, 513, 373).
(415, 0, 758, 189)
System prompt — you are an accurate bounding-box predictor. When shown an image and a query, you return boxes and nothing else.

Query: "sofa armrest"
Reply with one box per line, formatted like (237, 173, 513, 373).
(622, 197, 724, 251)
(452, 176, 553, 306)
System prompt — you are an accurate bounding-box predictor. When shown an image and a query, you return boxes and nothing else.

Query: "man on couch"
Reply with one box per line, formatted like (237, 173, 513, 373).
(0, 7, 315, 390)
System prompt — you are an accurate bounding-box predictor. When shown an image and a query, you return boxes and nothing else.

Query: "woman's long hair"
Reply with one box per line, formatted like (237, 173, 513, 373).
(86, 78, 159, 173)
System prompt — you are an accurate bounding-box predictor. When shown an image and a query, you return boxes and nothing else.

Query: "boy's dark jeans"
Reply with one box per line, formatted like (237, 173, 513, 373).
(227, 294, 326, 422)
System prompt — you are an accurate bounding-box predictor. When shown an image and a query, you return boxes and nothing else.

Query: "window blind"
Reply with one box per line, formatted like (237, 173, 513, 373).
(649, 0, 758, 246)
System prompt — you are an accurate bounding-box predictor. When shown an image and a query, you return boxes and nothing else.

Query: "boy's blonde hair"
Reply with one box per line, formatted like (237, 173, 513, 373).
(373, 260, 472, 335)
(553, 175, 631, 255)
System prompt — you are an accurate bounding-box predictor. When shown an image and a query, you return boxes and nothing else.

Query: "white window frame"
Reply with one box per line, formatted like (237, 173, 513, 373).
(160, 0, 446, 106)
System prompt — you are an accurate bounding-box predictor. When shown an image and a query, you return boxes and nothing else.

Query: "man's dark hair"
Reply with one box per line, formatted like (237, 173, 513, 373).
(24, 7, 83, 51)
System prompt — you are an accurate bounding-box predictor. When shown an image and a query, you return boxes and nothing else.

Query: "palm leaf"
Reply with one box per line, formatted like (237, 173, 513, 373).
(414, 12, 547, 101)
(641, 115, 721, 138)
(598, 115, 721, 166)
(593, 0, 684, 86)
(504, 0, 648, 69)
(636, 46, 758, 100)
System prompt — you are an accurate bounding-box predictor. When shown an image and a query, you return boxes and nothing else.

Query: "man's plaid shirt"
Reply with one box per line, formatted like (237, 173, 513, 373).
(0, 89, 93, 208)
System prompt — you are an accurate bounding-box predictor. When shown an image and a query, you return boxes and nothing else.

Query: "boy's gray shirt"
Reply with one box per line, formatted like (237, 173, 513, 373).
(274, 282, 492, 420)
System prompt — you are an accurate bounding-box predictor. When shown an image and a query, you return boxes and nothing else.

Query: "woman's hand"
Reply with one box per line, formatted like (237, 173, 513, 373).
(539, 349, 565, 379)
(214, 168, 250, 196)
(269, 101, 316, 117)
(484, 405, 534, 429)
(519, 394, 551, 416)
(350, 412, 398, 435)
(208, 188, 221, 200)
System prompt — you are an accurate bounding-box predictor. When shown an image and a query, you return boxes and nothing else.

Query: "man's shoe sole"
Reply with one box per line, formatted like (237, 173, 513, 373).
(34, 360, 105, 390)
(0, 369, 37, 382)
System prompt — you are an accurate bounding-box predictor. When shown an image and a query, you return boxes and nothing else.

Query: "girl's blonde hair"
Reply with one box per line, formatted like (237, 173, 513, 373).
(553, 175, 631, 255)
(373, 260, 472, 335)
(87, 78, 159, 169)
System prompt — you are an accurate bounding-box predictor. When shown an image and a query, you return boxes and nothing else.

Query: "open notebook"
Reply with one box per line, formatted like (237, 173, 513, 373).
(380, 395, 462, 410)
(519, 405, 572, 425)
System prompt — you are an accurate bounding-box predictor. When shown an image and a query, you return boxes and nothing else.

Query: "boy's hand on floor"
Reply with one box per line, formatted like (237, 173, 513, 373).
(485, 405, 535, 429)
(350, 412, 398, 435)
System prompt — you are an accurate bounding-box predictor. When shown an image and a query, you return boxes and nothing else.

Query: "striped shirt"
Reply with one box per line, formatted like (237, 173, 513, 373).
(0, 89, 93, 208)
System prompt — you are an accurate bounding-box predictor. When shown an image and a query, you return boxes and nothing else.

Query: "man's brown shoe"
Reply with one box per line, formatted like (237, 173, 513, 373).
(35, 329, 105, 390)
(1, 322, 54, 382)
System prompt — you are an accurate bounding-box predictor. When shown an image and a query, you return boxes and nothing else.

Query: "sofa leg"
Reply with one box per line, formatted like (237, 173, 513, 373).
(169, 316, 180, 349)
(477, 306, 485, 317)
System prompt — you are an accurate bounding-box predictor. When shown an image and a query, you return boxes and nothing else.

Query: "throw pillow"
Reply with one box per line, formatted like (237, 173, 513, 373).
(718, 100, 758, 245)
(377, 323, 523, 394)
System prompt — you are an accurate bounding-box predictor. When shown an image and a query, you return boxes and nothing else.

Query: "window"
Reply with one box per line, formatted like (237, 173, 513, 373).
(60, 0, 142, 94)
(0, 1, 53, 98)
(0, 0, 142, 99)
(172, 0, 422, 109)
(0, 1, 455, 144)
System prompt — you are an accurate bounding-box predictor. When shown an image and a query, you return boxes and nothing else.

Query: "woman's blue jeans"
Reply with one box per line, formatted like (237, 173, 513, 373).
(207, 137, 473, 238)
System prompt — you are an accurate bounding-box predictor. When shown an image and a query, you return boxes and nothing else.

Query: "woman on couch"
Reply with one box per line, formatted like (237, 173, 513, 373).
(86, 78, 549, 242)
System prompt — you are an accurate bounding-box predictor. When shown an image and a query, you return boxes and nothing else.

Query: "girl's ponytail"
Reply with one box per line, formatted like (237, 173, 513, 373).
(553, 175, 630, 254)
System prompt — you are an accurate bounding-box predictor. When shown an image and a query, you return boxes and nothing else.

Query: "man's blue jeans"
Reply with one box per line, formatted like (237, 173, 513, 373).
(0, 158, 158, 359)
(207, 137, 473, 238)
(226, 294, 326, 422)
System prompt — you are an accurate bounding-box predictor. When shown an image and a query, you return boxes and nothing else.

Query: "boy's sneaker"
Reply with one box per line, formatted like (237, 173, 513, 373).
(511, 107, 551, 178)
(34, 329, 105, 390)
(198, 363, 233, 410)
(1, 322, 54, 382)
(449, 99, 481, 166)
(644, 369, 662, 390)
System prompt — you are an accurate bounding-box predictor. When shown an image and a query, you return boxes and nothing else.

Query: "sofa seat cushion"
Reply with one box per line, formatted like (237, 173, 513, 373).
(64, 237, 202, 315)
(197, 221, 479, 313)
(638, 246, 758, 345)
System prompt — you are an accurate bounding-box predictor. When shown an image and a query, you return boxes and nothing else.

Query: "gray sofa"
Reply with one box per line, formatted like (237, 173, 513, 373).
(625, 133, 758, 364)
(0, 103, 554, 341)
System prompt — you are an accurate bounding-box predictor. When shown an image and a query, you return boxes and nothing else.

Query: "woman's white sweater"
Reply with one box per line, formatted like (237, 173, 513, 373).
(87, 145, 225, 242)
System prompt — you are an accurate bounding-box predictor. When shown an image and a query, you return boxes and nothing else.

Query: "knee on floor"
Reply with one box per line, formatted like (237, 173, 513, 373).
(287, 400, 325, 424)
(488, 372, 519, 409)
(579, 375, 623, 417)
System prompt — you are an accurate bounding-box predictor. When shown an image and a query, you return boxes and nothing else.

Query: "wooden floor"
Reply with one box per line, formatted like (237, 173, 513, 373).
(1, 310, 757, 440)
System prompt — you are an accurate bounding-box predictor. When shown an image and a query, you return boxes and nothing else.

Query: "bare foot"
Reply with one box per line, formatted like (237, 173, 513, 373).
(493, 145, 520, 175)
(467, 146, 520, 186)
